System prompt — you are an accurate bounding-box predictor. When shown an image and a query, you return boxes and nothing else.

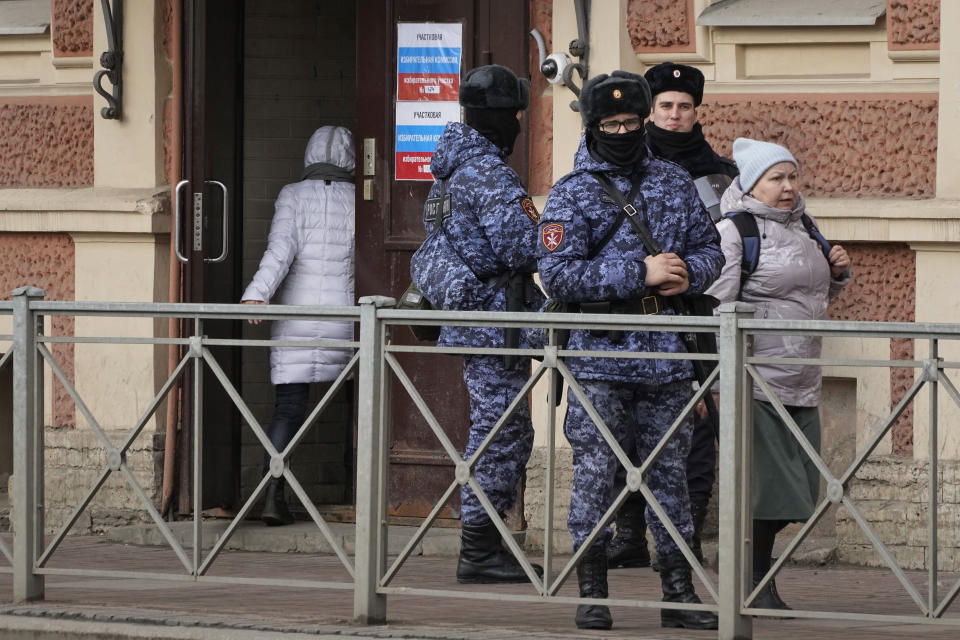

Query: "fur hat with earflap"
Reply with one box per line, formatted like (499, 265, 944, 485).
(578, 70, 652, 127)
(459, 65, 530, 157)
(459, 64, 530, 111)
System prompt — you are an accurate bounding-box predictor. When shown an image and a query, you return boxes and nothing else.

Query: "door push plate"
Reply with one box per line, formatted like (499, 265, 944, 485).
(192, 192, 203, 251)
(363, 138, 376, 176)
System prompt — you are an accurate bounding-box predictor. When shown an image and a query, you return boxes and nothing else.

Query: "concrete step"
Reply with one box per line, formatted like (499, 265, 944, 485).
(105, 520, 494, 557)
(105, 518, 835, 567)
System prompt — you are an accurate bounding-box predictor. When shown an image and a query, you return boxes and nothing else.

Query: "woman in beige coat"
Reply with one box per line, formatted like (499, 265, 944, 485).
(706, 138, 851, 610)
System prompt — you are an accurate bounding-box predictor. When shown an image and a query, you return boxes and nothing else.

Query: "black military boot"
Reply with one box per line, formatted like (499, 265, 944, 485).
(575, 544, 612, 630)
(261, 478, 294, 526)
(456, 520, 542, 584)
(607, 494, 651, 569)
(690, 500, 708, 564)
(658, 550, 718, 630)
(752, 571, 793, 612)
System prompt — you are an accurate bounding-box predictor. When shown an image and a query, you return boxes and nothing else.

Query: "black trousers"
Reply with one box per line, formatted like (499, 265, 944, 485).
(685, 414, 717, 506)
(261, 382, 310, 472)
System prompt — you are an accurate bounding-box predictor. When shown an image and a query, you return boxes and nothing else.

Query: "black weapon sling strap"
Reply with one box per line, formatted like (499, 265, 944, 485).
(589, 171, 663, 259)
(586, 171, 645, 260)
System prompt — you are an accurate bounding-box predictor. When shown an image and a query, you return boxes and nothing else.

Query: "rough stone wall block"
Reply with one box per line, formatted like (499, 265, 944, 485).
(52, 0, 94, 58)
(627, 0, 693, 51)
(888, 0, 941, 49)
(837, 459, 960, 570)
(699, 98, 938, 199)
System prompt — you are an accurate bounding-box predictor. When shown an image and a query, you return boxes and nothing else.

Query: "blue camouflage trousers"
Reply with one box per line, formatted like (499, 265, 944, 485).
(565, 379, 694, 554)
(460, 354, 535, 526)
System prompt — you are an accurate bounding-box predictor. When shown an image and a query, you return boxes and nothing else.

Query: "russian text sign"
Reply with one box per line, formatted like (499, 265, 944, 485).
(395, 101, 460, 181)
(395, 22, 462, 181)
(396, 23, 462, 101)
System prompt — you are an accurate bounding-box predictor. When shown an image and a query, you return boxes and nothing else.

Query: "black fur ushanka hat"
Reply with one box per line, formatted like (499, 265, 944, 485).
(578, 70, 652, 127)
(644, 62, 704, 106)
(459, 64, 530, 110)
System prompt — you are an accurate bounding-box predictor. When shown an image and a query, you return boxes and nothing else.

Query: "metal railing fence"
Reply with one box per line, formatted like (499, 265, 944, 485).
(4, 286, 960, 639)
(7, 286, 363, 601)
(363, 300, 723, 624)
(0, 299, 11, 573)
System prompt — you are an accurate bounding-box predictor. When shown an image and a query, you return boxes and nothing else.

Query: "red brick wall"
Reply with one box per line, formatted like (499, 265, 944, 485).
(161, 0, 177, 186)
(528, 0, 554, 196)
(828, 244, 916, 455)
(627, 0, 695, 53)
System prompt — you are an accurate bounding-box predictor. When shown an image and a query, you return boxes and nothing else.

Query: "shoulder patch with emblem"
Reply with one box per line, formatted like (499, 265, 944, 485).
(541, 223, 564, 251)
(520, 197, 540, 223)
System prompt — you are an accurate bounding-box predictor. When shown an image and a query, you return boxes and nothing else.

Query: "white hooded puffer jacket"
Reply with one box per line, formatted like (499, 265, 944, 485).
(242, 126, 355, 384)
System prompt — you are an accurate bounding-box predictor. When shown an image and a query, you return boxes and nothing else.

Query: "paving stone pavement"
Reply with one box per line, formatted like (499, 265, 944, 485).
(0, 536, 958, 639)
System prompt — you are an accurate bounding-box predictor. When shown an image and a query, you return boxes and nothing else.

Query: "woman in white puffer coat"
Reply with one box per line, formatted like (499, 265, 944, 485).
(241, 125, 355, 526)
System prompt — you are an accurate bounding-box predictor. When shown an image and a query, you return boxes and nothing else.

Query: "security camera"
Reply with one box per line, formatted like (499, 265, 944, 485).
(530, 29, 573, 85)
(540, 52, 573, 85)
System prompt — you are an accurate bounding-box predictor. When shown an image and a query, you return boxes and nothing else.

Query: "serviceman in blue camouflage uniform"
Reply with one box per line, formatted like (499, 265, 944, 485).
(410, 64, 545, 585)
(607, 62, 740, 572)
(538, 70, 723, 631)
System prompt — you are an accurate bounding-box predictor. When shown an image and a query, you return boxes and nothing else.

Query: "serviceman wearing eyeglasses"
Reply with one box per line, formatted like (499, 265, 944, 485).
(537, 71, 723, 631)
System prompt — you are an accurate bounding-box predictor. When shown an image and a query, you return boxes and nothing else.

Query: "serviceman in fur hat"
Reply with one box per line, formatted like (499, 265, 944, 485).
(644, 62, 738, 191)
(537, 70, 722, 631)
(410, 64, 545, 585)
(606, 61, 736, 574)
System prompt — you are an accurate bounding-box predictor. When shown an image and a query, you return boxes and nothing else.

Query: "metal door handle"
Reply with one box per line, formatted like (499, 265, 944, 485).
(204, 180, 229, 263)
(174, 179, 190, 263)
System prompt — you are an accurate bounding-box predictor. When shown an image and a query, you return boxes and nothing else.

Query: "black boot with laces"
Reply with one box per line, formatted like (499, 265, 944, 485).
(658, 550, 718, 630)
(456, 520, 543, 584)
(575, 544, 613, 630)
(607, 494, 651, 569)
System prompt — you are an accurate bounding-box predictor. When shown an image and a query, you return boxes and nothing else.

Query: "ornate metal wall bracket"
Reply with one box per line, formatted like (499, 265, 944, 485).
(93, 0, 124, 120)
(530, 0, 589, 112)
(564, 0, 590, 105)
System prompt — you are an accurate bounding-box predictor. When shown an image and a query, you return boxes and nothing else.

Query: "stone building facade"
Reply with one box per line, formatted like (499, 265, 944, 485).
(0, 0, 957, 571)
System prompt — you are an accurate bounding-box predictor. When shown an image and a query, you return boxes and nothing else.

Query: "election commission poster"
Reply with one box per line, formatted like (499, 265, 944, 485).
(395, 23, 462, 181)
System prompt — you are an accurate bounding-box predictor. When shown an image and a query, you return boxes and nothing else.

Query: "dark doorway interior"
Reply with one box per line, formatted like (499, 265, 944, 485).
(184, 0, 529, 525)
(237, 0, 358, 516)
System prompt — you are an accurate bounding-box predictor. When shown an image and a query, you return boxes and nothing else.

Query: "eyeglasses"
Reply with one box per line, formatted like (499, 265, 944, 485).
(597, 117, 643, 134)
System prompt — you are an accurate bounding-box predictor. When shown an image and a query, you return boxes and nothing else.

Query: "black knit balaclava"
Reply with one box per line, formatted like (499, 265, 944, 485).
(465, 107, 521, 157)
(586, 125, 647, 168)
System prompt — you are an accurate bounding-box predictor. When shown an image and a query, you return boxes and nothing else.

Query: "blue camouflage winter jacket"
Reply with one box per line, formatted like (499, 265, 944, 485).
(538, 138, 724, 383)
(411, 122, 545, 348)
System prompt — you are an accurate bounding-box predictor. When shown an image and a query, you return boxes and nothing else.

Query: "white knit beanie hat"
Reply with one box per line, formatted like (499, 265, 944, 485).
(732, 137, 798, 193)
